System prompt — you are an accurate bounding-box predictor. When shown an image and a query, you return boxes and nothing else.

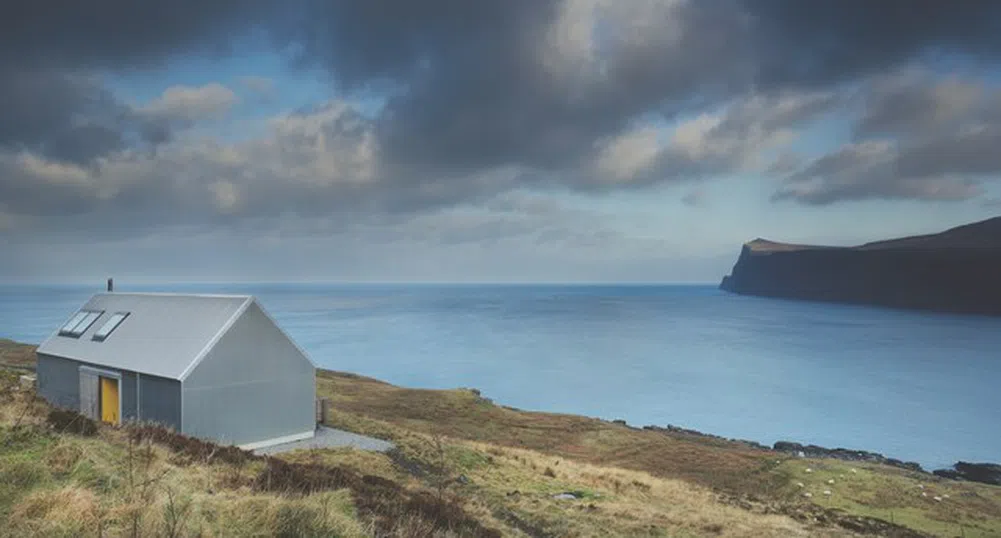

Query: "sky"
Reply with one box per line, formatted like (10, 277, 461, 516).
(2, 1, 1001, 284)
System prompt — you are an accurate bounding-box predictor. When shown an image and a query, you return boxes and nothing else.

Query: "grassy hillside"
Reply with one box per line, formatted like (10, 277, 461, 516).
(3, 339, 1000, 537)
(314, 372, 1001, 537)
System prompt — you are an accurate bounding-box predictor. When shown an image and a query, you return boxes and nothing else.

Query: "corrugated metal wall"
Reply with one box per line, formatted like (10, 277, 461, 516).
(36, 353, 181, 431)
(182, 301, 315, 446)
(120, 371, 137, 421)
(138, 375, 182, 431)
(37, 354, 79, 409)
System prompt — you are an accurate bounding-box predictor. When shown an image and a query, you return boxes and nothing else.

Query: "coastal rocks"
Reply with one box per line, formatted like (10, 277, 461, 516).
(462, 387, 494, 405)
(933, 462, 1001, 486)
(641, 424, 769, 450)
(772, 441, 923, 473)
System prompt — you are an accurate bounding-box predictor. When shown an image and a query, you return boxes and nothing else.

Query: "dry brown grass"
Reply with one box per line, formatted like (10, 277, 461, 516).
(447, 440, 837, 538)
(4, 340, 999, 536)
(317, 369, 780, 494)
(5, 485, 102, 537)
(0, 367, 505, 537)
(315, 370, 1001, 537)
(0, 339, 37, 370)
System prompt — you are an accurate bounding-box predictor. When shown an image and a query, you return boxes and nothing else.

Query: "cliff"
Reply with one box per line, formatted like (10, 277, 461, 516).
(720, 216, 1001, 316)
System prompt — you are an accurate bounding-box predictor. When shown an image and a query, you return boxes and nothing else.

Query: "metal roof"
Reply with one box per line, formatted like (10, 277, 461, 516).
(37, 293, 253, 380)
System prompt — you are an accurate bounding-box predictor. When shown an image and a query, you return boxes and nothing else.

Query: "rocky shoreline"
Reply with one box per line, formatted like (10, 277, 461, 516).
(772, 441, 923, 472)
(933, 462, 1001, 486)
(638, 424, 770, 450)
(628, 421, 1001, 487)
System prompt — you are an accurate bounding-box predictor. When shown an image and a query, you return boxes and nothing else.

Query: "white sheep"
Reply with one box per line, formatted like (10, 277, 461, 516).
(933, 496, 943, 502)
(823, 490, 832, 496)
(827, 479, 835, 485)
(850, 468, 858, 474)
(803, 492, 813, 498)
(796, 482, 805, 488)
(805, 468, 813, 473)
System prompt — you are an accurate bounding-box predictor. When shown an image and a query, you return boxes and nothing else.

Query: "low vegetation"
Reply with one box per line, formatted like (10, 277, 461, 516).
(2, 339, 1000, 536)
(315, 369, 1001, 538)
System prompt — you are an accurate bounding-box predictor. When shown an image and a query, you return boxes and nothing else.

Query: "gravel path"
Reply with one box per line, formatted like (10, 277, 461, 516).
(254, 426, 395, 455)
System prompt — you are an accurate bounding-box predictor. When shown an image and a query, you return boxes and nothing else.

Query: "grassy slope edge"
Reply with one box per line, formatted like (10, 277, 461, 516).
(2, 339, 998, 537)
(315, 372, 1001, 538)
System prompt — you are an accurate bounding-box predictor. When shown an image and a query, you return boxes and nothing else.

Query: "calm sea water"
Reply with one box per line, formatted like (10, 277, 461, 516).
(2, 283, 998, 470)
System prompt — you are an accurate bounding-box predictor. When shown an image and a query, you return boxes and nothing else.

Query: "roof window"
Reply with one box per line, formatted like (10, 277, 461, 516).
(92, 312, 129, 342)
(58, 310, 104, 338)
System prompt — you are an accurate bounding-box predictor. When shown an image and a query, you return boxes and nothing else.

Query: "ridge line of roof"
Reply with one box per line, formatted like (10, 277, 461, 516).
(96, 292, 253, 299)
(253, 298, 317, 369)
(177, 296, 255, 381)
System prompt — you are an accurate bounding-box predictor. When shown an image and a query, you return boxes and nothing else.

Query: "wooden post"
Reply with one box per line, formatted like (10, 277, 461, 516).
(316, 398, 331, 425)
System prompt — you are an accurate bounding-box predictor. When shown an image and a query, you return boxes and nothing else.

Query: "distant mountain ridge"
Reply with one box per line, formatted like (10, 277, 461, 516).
(720, 216, 1001, 316)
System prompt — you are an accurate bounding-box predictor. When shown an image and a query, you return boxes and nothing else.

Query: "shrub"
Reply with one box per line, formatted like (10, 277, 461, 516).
(254, 458, 501, 537)
(128, 421, 501, 537)
(127, 423, 251, 466)
(46, 408, 97, 436)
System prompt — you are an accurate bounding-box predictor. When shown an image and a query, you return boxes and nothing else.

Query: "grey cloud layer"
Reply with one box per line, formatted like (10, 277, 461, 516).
(774, 70, 1001, 204)
(3, 0, 1001, 238)
(0, 1, 281, 164)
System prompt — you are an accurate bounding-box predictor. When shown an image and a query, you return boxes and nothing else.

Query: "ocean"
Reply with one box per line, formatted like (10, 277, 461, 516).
(2, 283, 998, 470)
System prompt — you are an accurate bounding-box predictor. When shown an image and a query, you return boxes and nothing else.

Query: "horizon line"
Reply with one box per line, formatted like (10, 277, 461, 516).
(0, 279, 722, 287)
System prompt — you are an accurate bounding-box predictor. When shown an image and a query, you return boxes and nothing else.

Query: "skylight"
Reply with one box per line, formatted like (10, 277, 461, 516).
(59, 312, 89, 335)
(92, 312, 129, 342)
(58, 310, 104, 338)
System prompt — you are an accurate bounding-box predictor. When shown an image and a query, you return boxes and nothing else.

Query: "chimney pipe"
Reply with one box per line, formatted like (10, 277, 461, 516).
(107, 278, 114, 292)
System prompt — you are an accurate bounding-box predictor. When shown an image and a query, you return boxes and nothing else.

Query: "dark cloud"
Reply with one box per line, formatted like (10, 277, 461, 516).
(896, 125, 1001, 180)
(0, 1, 276, 71)
(0, 70, 126, 163)
(312, 1, 752, 175)
(853, 71, 992, 139)
(775, 70, 1001, 205)
(746, 0, 1001, 88)
(278, 0, 1001, 182)
(0, 1, 273, 164)
(572, 90, 839, 189)
(773, 140, 985, 205)
(4, 0, 1001, 240)
(0, 71, 234, 164)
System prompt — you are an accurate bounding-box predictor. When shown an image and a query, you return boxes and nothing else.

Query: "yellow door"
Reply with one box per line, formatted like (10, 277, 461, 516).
(100, 377, 119, 425)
